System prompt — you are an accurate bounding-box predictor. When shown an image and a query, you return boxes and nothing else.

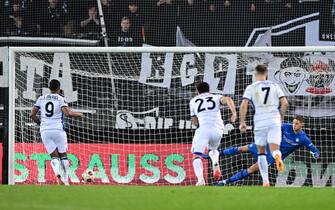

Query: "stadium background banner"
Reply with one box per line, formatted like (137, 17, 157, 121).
(5, 48, 335, 186)
(14, 143, 203, 185)
(0, 1, 335, 187)
(268, 55, 335, 96)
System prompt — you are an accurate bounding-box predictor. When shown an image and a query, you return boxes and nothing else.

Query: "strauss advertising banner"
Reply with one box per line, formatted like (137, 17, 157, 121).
(13, 143, 204, 185)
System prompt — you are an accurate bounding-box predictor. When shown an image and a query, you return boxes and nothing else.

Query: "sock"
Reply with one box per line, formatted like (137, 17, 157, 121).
(60, 157, 69, 184)
(193, 158, 204, 182)
(272, 150, 282, 159)
(208, 150, 219, 167)
(222, 147, 239, 156)
(50, 157, 60, 177)
(258, 155, 269, 184)
(227, 169, 250, 183)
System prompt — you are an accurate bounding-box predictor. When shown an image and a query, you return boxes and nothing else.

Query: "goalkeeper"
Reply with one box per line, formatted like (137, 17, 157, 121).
(216, 115, 320, 186)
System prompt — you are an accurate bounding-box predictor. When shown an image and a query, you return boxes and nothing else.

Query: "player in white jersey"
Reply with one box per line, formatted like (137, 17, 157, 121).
(190, 82, 237, 186)
(239, 64, 288, 187)
(30, 79, 84, 185)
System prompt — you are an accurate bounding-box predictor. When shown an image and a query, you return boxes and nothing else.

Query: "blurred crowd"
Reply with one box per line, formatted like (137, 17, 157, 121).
(0, 0, 318, 46)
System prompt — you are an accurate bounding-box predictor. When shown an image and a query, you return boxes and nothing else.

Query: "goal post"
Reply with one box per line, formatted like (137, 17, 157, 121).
(8, 46, 335, 186)
(8, 48, 16, 185)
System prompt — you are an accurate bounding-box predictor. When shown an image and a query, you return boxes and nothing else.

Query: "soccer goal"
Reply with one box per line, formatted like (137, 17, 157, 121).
(7, 46, 335, 186)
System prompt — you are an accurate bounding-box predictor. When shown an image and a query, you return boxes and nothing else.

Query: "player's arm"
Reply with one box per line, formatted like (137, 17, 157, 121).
(240, 86, 252, 133)
(62, 106, 84, 117)
(30, 106, 41, 125)
(239, 99, 249, 133)
(302, 136, 320, 159)
(191, 116, 198, 127)
(189, 101, 198, 127)
(279, 96, 288, 121)
(277, 84, 288, 121)
(220, 96, 237, 123)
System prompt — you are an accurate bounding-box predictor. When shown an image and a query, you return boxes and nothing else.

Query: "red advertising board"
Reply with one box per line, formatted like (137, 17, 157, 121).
(14, 143, 207, 185)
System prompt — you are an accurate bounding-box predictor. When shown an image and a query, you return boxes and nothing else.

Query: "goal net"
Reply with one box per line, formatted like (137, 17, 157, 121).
(8, 47, 335, 186)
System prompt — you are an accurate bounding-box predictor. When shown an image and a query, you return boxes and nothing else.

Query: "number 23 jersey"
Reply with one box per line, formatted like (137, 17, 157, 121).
(243, 80, 285, 130)
(189, 93, 224, 131)
(34, 93, 68, 131)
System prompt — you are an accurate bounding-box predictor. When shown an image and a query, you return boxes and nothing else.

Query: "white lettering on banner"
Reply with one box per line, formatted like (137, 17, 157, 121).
(311, 162, 335, 187)
(43, 53, 78, 102)
(275, 159, 308, 187)
(139, 53, 238, 93)
(115, 107, 173, 129)
(115, 107, 237, 132)
(223, 123, 235, 135)
(275, 157, 335, 187)
(19, 53, 78, 102)
(204, 54, 237, 94)
(180, 54, 197, 86)
(44, 53, 77, 102)
(139, 53, 173, 88)
(0, 47, 8, 87)
(20, 56, 44, 101)
(178, 120, 197, 129)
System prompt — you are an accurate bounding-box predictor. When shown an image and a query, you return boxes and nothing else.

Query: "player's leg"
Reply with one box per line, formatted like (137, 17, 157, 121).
(41, 131, 62, 183)
(55, 131, 70, 185)
(257, 145, 270, 187)
(208, 130, 223, 181)
(49, 148, 62, 183)
(255, 129, 270, 187)
(59, 152, 69, 186)
(208, 149, 220, 181)
(217, 163, 259, 186)
(220, 144, 250, 156)
(191, 129, 208, 186)
(268, 126, 284, 172)
(217, 144, 262, 186)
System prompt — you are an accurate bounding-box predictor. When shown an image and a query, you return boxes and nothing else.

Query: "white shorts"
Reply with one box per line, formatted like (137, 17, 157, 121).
(191, 127, 223, 154)
(254, 125, 281, 146)
(41, 130, 68, 154)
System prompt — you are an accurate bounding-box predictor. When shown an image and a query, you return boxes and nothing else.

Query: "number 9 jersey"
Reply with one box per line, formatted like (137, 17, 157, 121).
(34, 94, 68, 132)
(189, 93, 224, 131)
(243, 81, 285, 130)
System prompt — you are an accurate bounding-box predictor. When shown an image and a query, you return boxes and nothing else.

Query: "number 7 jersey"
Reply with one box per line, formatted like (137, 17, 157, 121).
(242, 80, 285, 130)
(189, 93, 224, 130)
(34, 93, 68, 131)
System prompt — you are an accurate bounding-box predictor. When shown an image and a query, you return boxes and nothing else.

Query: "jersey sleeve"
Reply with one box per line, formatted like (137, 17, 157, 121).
(275, 83, 285, 98)
(242, 85, 252, 101)
(301, 134, 320, 159)
(33, 96, 42, 109)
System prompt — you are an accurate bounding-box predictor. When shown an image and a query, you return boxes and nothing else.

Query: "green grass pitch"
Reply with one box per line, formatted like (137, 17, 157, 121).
(0, 186, 334, 210)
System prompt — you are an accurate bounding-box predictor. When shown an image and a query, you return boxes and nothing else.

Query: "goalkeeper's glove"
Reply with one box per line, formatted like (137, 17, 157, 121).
(310, 151, 320, 159)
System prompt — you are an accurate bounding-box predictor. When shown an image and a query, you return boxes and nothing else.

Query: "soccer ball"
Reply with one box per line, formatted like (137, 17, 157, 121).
(81, 169, 95, 183)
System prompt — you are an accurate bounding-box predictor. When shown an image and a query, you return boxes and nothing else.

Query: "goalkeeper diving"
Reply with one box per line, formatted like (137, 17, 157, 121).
(216, 115, 320, 186)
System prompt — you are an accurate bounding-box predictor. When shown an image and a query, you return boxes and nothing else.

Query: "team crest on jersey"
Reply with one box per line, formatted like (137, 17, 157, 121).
(296, 138, 300, 142)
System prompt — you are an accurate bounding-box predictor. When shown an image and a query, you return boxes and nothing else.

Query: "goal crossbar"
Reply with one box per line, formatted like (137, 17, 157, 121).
(9, 46, 335, 53)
